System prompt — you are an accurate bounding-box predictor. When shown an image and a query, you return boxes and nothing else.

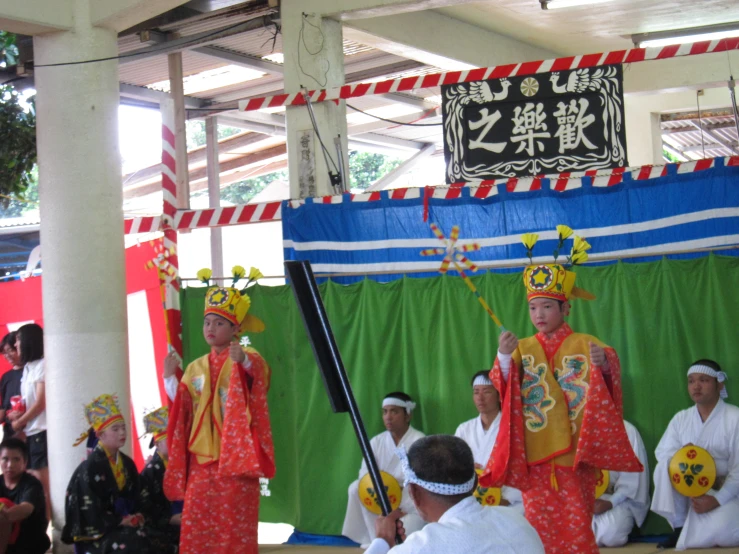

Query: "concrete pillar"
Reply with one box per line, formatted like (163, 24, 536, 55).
(33, 0, 128, 548)
(282, 2, 349, 198)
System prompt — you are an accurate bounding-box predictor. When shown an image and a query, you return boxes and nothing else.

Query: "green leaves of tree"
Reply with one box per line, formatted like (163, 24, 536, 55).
(0, 85, 36, 204)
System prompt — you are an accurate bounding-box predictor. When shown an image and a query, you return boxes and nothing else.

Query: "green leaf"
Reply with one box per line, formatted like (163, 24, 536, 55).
(684, 475, 694, 486)
(690, 464, 704, 475)
(679, 462, 688, 473)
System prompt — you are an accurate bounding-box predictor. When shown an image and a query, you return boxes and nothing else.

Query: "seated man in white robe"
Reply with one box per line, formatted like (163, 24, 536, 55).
(366, 435, 544, 554)
(454, 371, 524, 514)
(342, 392, 426, 546)
(651, 359, 739, 550)
(592, 420, 650, 547)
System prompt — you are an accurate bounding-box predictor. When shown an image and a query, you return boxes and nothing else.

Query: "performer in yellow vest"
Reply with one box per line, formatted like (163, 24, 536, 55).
(164, 266, 275, 554)
(480, 227, 642, 554)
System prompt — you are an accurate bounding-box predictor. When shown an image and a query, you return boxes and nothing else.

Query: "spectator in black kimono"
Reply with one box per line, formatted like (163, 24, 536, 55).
(61, 394, 177, 554)
(140, 407, 181, 545)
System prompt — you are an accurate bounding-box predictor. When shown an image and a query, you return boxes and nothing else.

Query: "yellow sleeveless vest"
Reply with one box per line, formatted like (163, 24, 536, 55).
(184, 348, 255, 465)
(513, 333, 606, 466)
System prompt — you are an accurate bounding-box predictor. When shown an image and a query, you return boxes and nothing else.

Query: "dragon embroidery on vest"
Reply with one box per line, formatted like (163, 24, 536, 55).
(554, 354, 589, 434)
(521, 355, 556, 432)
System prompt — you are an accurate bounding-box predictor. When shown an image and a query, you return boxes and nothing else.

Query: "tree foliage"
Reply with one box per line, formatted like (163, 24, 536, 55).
(348, 151, 402, 190)
(0, 84, 36, 203)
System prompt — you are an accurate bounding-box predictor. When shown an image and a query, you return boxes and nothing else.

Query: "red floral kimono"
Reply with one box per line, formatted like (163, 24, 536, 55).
(480, 324, 642, 554)
(164, 347, 275, 554)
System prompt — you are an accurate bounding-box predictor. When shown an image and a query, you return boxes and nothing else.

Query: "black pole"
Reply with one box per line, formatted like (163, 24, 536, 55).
(285, 261, 400, 542)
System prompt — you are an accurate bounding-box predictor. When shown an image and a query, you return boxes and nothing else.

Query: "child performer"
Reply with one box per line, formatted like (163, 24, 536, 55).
(139, 407, 181, 544)
(62, 394, 176, 553)
(164, 266, 275, 554)
(480, 228, 643, 554)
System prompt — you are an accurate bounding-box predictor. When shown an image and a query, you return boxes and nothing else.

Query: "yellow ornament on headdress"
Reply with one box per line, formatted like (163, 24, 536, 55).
(143, 407, 169, 444)
(556, 225, 574, 241)
(197, 268, 212, 284)
(521, 225, 595, 303)
(203, 264, 266, 333)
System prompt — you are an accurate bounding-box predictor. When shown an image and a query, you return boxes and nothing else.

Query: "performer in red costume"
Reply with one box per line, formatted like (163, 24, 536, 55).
(164, 266, 275, 554)
(480, 228, 643, 554)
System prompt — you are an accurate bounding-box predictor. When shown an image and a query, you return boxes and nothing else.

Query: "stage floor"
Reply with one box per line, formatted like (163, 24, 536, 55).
(259, 545, 739, 553)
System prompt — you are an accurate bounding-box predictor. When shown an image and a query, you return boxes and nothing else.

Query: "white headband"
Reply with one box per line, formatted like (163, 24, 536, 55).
(396, 446, 476, 495)
(688, 364, 728, 399)
(473, 375, 493, 387)
(383, 397, 416, 413)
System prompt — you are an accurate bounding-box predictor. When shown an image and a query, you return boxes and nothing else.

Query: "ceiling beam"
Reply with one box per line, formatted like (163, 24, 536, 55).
(0, 1, 73, 34)
(125, 144, 288, 198)
(123, 131, 272, 187)
(92, 0, 193, 32)
(348, 107, 441, 135)
(343, 10, 555, 70)
(662, 121, 738, 134)
(687, 121, 739, 155)
(119, 82, 207, 109)
(193, 56, 430, 114)
(302, 0, 486, 21)
(191, 45, 284, 75)
(118, 14, 276, 65)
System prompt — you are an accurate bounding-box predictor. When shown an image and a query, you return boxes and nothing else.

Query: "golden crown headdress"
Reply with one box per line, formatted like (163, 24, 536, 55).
(198, 265, 265, 333)
(521, 225, 595, 303)
(143, 406, 169, 444)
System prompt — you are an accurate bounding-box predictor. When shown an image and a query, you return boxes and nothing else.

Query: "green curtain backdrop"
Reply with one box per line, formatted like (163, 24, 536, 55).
(180, 254, 738, 536)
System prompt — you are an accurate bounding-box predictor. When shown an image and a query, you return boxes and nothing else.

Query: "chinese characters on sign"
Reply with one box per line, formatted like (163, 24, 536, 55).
(442, 66, 627, 181)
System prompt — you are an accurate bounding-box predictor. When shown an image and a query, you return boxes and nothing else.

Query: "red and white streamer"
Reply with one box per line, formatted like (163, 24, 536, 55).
(122, 156, 739, 234)
(159, 99, 182, 359)
(238, 38, 739, 112)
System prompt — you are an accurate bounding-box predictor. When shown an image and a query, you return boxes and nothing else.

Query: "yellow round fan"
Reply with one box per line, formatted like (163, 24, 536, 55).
(595, 469, 610, 499)
(473, 468, 501, 507)
(358, 471, 402, 515)
(668, 445, 716, 497)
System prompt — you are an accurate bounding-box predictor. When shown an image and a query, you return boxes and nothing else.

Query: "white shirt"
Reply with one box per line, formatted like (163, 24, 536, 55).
(455, 413, 524, 508)
(603, 420, 650, 525)
(20, 358, 46, 435)
(654, 400, 739, 506)
(365, 496, 545, 554)
(454, 414, 500, 465)
(359, 427, 426, 482)
(164, 374, 178, 401)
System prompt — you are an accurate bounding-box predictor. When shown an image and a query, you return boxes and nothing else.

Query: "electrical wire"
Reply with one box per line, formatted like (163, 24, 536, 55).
(297, 13, 329, 89)
(32, 17, 272, 68)
(346, 103, 442, 126)
(303, 90, 340, 175)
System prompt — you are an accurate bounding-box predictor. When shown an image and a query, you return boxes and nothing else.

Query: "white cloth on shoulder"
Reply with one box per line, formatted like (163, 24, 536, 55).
(454, 413, 524, 514)
(342, 427, 426, 545)
(592, 420, 650, 547)
(364, 496, 544, 554)
(651, 399, 739, 550)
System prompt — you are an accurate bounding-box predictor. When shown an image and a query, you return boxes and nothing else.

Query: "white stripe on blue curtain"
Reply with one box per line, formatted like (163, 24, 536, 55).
(282, 161, 739, 283)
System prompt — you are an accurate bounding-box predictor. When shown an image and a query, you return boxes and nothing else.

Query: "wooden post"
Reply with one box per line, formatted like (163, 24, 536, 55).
(206, 116, 224, 283)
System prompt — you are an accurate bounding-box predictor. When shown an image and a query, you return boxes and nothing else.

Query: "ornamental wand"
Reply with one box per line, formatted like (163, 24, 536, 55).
(420, 223, 506, 331)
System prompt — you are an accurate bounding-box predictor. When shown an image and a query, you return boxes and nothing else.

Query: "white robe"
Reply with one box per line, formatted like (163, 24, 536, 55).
(454, 413, 524, 514)
(364, 496, 545, 554)
(342, 426, 426, 545)
(651, 399, 739, 550)
(591, 420, 650, 547)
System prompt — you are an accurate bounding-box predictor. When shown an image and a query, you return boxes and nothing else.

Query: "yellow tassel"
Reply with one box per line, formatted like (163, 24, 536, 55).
(72, 429, 90, 447)
(550, 460, 559, 491)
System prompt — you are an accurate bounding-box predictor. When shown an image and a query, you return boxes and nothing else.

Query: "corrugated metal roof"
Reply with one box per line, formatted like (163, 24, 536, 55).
(661, 114, 738, 161)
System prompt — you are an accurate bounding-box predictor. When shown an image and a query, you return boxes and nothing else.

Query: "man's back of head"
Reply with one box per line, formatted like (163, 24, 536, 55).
(405, 435, 475, 521)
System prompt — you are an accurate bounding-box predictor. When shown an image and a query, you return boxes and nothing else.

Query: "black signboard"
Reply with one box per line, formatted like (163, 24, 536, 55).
(442, 65, 627, 181)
